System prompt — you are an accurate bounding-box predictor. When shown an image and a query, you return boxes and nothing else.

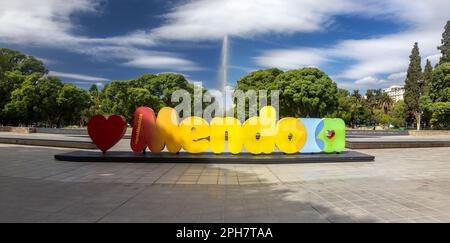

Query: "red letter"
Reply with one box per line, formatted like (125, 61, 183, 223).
(130, 107, 157, 152)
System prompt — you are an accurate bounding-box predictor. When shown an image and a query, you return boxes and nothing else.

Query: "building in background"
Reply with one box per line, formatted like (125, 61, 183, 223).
(384, 85, 405, 102)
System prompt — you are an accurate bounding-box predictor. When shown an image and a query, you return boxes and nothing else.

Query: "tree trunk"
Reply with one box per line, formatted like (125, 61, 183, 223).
(415, 112, 421, 131)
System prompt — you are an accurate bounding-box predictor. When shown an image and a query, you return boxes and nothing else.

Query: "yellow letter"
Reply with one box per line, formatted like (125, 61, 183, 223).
(210, 117, 243, 154)
(153, 107, 182, 153)
(243, 106, 277, 154)
(275, 118, 307, 154)
(179, 116, 210, 153)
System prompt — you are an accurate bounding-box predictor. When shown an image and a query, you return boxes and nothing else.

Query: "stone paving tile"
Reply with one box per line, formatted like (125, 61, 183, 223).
(1, 144, 450, 222)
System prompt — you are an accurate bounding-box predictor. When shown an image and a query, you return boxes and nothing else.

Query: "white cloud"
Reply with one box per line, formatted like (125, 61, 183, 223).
(255, 48, 328, 70)
(333, 28, 442, 79)
(0, 0, 99, 45)
(151, 0, 365, 41)
(0, 0, 156, 46)
(424, 54, 441, 66)
(0, 0, 197, 72)
(336, 81, 357, 91)
(254, 0, 450, 89)
(123, 56, 200, 71)
(86, 30, 157, 47)
(36, 57, 58, 65)
(337, 76, 387, 90)
(49, 71, 109, 82)
(75, 45, 201, 71)
(257, 27, 444, 81)
(355, 76, 386, 86)
(2, 0, 449, 82)
(387, 72, 407, 83)
(337, 72, 407, 91)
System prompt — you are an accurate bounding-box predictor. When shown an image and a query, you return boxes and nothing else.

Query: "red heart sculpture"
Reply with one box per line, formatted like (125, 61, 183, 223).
(326, 130, 336, 140)
(87, 115, 127, 153)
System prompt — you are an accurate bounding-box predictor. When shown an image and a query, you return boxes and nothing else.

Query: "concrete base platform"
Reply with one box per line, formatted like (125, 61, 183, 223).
(0, 137, 96, 149)
(54, 150, 374, 164)
(346, 140, 450, 149)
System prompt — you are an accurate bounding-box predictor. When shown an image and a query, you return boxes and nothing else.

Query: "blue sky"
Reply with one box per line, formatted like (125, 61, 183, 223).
(0, 0, 448, 92)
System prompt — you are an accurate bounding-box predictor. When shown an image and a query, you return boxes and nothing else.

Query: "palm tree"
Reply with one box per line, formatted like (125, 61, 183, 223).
(379, 93, 394, 114)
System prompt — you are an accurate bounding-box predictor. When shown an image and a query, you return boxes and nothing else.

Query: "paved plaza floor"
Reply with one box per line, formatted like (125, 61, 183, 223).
(0, 142, 450, 223)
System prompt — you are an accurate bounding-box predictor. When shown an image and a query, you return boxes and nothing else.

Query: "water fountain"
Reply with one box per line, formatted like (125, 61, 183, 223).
(217, 35, 231, 116)
(219, 34, 229, 98)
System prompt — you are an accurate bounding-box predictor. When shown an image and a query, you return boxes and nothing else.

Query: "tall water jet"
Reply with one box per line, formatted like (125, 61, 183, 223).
(218, 34, 229, 112)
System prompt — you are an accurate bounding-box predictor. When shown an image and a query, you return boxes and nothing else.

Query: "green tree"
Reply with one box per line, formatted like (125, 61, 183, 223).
(404, 42, 423, 130)
(430, 102, 450, 129)
(56, 84, 90, 127)
(332, 89, 352, 124)
(419, 95, 433, 128)
(364, 89, 393, 114)
(88, 83, 102, 113)
(364, 89, 377, 109)
(389, 100, 407, 128)
(273, 68, 338, 117)
(351, 90, 362, 103)
(422, 59, 433, 95)
(234, 68, 283, 118)
(102, 81, 140, 123)
(81, 84, 103, 124)
(0, 48, 48, 124)
(142, 73, 210, 114)
(0, 48, 47, 76)
(4, 75, 63, 126)
(34, 76, 64, 126)
(134, 73, 157, 87)
(2, 74, 40, 125)
(438, 20, 450, 64)
(430, 62, 450, 102)
(236, 68, 283, 91)
(0, 71, 28, 122)
(373, 109, 391, 128)
(143, 73, 195, 108)
(379, 92, 394, 114)
(360, 89, 393, 127)
(128, 87, 161, 116)
(348, 90, 371, 127)
(101, 73, 196, 123)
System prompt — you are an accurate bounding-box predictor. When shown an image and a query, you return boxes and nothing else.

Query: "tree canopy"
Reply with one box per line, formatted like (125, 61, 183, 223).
(101, 73, 198, 123)
(273, 68, 338, 117)
(389, 101, 406, 128)
(0, 48, 47, 76)
(1, 49, 89, 127)
(236, 68, 283, 91)
(430, 62, 450, 103)
(236, 67, 338, 118)
(4, 75, 63, 126)
(57, 83, 90, 126)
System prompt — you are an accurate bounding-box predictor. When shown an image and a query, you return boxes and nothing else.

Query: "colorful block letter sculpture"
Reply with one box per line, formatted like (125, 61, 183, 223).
(124, 106, 345, 154)
(88, 106, 345, 153)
